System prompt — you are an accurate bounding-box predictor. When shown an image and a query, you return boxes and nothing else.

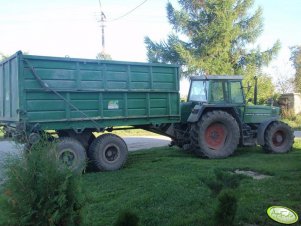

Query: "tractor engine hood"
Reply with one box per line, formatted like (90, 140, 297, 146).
(244, 105, 280, 124)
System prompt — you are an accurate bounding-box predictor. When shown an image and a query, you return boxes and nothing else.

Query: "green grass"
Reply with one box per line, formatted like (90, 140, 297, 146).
(0, 127, 159, 140)
(1, 141, 301, 226)
(0, 127, 3, 139)
(97, 126, 160, 137)
(85, 141, 300, 225)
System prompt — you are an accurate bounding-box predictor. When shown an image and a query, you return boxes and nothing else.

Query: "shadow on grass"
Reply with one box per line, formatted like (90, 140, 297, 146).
(202, 169, 247, 197)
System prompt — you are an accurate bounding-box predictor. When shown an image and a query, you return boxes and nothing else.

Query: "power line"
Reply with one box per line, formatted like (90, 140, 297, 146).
(95, 0, 148, 54)
(107, 0, 148, 22)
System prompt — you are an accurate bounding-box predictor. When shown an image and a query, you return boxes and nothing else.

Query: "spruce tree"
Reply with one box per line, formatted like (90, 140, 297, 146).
(145, 0, 280, 78)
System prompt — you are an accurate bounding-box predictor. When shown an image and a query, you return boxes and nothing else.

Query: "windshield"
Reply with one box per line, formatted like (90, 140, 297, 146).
(189, 81, 208, 102)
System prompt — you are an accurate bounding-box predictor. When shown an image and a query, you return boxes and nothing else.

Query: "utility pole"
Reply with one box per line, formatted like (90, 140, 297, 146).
(98, 0, 106, 53)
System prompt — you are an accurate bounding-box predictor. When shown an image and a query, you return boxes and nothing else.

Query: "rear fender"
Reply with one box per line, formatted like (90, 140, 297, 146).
(256, 118, 278, 145)
(187, 105, 205, 123)
(187, 105, 241, 124)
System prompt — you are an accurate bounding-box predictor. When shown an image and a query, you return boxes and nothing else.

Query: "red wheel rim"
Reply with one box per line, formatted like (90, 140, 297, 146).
(272, 131, 285, 147)
(204, 123, 227, 150)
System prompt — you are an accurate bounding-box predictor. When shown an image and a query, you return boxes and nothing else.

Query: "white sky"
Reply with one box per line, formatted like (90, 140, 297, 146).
(1, 0, 300, 94)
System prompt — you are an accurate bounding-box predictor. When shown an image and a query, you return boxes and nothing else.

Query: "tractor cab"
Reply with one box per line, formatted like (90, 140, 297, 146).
(184, 75, 280, 124)
(188, 76, 245, 104)
(180, 75, 245, 123)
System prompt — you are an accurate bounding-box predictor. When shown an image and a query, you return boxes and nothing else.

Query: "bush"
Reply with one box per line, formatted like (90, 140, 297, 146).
(205, 180, 223, 197)
(114, 210, 139, 226)
(214, 190, 237, 226)
(1, 139, 84, 226)
(214, 170, 242, 190)
(281, 108, 296, 120)
(204, 170, 244, 197)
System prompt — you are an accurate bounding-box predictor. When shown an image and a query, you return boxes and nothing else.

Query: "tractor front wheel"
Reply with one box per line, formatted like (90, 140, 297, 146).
(262, 121, 294, 153)
(190, 111, 240, 158)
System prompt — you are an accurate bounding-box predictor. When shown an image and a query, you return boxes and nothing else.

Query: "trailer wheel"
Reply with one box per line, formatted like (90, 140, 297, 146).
(190, 111, 240, 158)
(56, 137, 87, 173)
(88, 134, 128, 171)
(262, 121, 294, 153)
(57, 130, 95, 150)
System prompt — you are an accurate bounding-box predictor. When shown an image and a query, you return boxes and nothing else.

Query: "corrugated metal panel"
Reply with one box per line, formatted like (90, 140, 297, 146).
(0, 52, 181, 131)
(18, 53, 180, 130)
(22, 56, 178, 92)
(0, 54, 19, 122)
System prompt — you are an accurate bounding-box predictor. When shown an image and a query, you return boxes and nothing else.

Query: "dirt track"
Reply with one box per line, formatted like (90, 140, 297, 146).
(0, 136, 171, 183)
(0, 136, 171, 157)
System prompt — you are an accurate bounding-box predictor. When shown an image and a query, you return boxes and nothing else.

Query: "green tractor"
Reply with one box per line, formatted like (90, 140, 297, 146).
(155, 75, 294, 158)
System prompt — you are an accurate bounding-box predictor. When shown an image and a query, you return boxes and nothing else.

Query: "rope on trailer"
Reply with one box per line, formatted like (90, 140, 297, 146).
(23, 59, 103, 131)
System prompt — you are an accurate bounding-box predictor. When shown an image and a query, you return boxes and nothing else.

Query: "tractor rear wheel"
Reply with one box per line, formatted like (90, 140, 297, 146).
(88, 134, 128, 171)
(262, 121, 294, 153)
(190, 111, 240, 158)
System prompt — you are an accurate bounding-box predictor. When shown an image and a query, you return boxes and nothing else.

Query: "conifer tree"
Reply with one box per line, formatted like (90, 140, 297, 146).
(145, 0, 280, 78)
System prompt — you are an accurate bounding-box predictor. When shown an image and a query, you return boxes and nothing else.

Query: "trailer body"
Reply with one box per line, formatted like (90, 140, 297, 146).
(0, 52, 180, 134)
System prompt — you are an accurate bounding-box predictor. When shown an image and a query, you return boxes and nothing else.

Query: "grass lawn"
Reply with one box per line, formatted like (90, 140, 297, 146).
(0, 140, 300, 225)
(99, 126, 160, 137)
(79, 140, 301, 226)
(0, 127, 158, 140)
(0, 127, 3, 139)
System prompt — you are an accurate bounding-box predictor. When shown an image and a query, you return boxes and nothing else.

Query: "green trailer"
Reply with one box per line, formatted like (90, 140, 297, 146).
(0, 51, 180, 171)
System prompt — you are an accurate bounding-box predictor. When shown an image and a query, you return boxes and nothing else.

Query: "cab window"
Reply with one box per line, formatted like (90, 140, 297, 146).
(189, 81, 207, 102)
(230, 81, 244, 104)
(210, 81, 228, 102)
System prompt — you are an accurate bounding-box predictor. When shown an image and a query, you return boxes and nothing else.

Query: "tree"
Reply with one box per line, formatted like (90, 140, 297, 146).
(0, 52, 8, 61)
(243, 70, 275, 104)
(275, 75, 294, 94)
(96, 51, 112, 60)
(145, 0, 280, 78)
(290, 46, 301, 93)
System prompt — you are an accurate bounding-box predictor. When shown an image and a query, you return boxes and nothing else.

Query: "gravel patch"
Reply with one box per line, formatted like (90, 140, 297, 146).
(234, 169, 272, 180)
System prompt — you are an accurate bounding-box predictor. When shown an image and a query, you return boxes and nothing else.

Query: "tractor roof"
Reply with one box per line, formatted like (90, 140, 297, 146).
(190, 75, 243, 81)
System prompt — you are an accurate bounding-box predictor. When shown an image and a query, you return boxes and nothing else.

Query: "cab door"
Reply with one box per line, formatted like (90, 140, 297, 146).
(229, 81, 245, 119)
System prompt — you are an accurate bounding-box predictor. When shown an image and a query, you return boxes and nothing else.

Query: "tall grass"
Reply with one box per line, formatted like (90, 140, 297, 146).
(281, 108, 301, 130)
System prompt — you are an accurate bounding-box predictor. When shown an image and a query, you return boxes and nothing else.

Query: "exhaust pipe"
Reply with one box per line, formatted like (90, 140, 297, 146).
(254, 76, 258, 105)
